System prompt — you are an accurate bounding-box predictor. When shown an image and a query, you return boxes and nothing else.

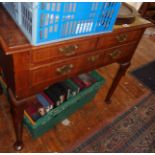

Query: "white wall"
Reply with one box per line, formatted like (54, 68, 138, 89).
(127, 2, 143, 10)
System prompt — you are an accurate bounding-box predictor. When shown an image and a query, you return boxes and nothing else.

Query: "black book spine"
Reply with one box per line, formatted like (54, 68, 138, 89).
(44, 88, 61, 106)
(49, 84, 65, 104)
(57, 82, 71, 100)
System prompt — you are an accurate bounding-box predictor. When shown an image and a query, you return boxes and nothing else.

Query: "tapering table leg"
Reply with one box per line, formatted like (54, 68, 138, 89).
(8, 89, 35, 151)
(0, 84, 2, 95)
(11, 104, 24, 151)
(8, 89, 25, 151)
(0, 67, 3, 95)
(105, 61, 131, 104)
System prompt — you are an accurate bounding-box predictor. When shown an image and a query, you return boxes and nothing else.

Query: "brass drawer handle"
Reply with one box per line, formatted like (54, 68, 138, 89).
(88, 55, 99, 63)
(116, 34, 127, 43)
(109, 49, 122, 59)
(59, 45, 78, 56)
(56, 64, 74, 75)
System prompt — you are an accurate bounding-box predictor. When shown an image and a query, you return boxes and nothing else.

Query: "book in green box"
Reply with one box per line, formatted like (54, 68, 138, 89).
(24, 71, 105, 139)
(65, 79, 80, 97)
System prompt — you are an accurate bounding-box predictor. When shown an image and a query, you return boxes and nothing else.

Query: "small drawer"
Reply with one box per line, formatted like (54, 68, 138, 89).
(97, 30, 143, 49)
(30, 37, 97, 65)
(30, 58, 82, 86)
(52, 60, 81, 80)
(80, 51, 105, 71)
(103, 42, 137, 64)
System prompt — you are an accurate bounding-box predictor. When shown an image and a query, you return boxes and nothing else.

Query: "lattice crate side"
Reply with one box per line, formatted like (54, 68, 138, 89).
(2, 2, 22, 25)
(96, 2, 121, 32)
(2, 2, 121, 45)
(34, 2, 105, 45)
(19, 2, 38, 45)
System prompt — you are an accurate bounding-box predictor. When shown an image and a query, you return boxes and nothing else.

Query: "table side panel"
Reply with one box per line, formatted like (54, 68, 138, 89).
(0, 47, 15, 92)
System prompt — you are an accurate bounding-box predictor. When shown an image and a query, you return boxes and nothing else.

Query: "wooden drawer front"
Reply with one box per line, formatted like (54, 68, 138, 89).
(103, 42, 137, 64)
(97, 30, 142, 49)
(30, 38, 97, 65)
(80, 51, 105, 71)
(30, 58, 82, 86)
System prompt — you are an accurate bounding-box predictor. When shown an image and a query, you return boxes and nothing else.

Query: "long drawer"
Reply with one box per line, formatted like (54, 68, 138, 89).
(30, 37, 98, 66)
(30, 57, 83, 87)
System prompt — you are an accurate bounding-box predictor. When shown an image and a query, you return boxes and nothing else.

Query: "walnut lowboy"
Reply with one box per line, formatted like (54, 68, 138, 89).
(0, 5, 153, 151)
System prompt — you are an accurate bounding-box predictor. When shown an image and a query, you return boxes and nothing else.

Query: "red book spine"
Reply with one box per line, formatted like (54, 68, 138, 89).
(71, 77, 86, 90)
(78, 74, 96, 87)
(25, 104, 38, 117)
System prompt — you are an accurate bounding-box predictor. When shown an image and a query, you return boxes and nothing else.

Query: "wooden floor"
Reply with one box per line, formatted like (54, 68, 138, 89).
(0, 34, 155, 153)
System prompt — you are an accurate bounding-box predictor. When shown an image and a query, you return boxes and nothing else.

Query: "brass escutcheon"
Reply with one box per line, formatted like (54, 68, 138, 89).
(116, 34, 127, 43)
(56, 64, 74, 75)
(109, 49, 122, 59)
(59, 44, 78, 56)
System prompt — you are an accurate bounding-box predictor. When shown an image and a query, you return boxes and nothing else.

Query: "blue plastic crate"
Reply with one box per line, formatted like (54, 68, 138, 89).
(2, 2, 21, 25)
(2, 2, 121, 46)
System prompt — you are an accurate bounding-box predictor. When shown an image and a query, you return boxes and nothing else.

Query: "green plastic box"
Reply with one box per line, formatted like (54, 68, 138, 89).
(24, 71, 105, 139)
